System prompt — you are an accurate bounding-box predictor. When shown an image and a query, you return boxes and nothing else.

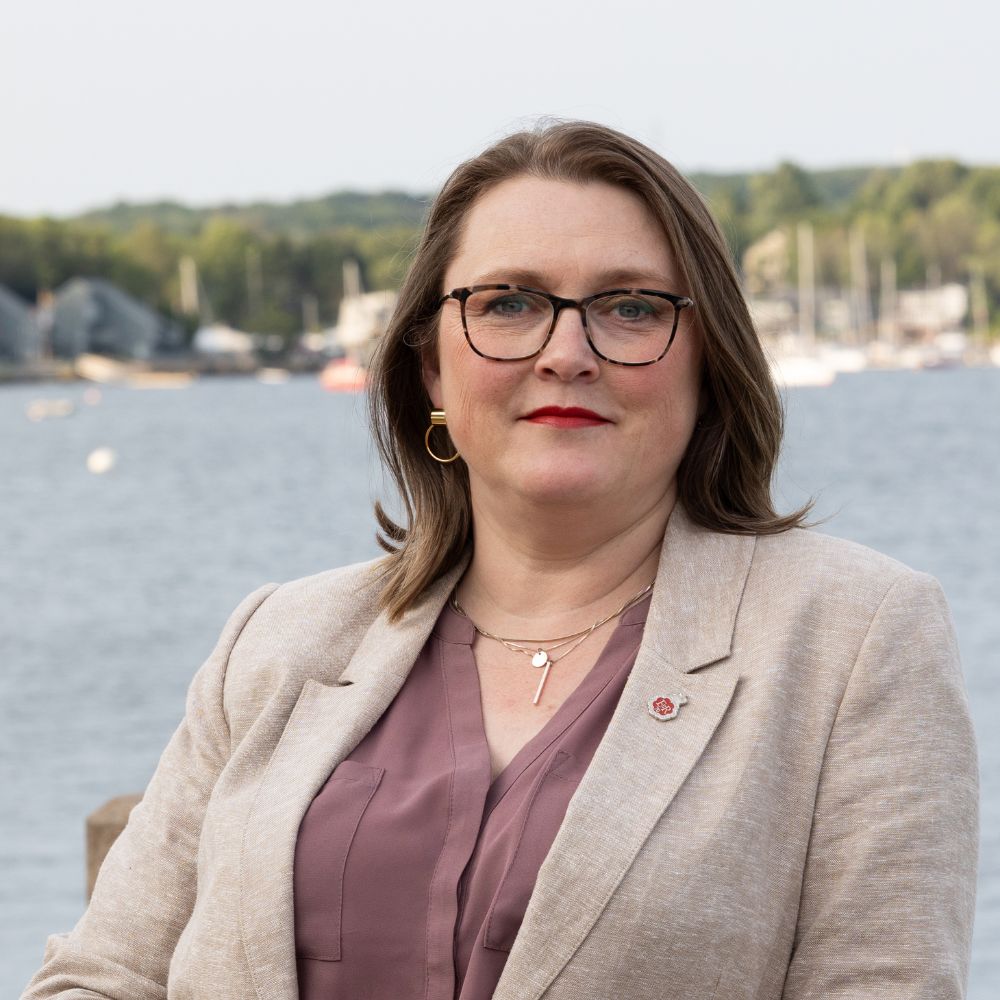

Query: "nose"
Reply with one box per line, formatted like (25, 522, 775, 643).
(532, 305, 600, 382)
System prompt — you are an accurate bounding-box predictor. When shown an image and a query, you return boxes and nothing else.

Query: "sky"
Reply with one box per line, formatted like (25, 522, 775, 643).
(2, 0, 996, 217)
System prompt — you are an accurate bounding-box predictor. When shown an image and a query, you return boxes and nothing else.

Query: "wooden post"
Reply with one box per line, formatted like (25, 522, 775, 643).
(86, 794, 142, 900)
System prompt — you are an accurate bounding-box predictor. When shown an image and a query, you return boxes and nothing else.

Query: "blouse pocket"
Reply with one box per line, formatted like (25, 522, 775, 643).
(484, 749, 585, 953)
(293, 758, 384, 961)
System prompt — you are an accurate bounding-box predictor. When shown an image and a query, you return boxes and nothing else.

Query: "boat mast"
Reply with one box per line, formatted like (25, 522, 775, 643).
(797, 220, 816, 349)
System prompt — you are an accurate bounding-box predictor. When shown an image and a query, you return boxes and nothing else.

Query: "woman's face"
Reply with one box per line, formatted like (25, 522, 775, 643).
(424, 175, 702, 520)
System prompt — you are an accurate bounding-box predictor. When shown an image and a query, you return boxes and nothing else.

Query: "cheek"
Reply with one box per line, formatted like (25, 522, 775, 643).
(447, 379, 480, 439)
(662, 342, 704, 423)
(434, 329, 471, 415)
(627, 368, 701, 455)
(440, 358, 518, 446)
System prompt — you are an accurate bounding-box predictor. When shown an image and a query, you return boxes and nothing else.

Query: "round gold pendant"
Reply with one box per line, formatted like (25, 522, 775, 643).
(531, 649, 549, 668)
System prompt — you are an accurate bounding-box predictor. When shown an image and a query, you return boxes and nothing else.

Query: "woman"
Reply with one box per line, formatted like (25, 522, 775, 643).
(24, 122, 978, 1000)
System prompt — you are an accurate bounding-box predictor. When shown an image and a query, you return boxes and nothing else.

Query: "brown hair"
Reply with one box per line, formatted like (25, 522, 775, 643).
(368, 120, 809, 621)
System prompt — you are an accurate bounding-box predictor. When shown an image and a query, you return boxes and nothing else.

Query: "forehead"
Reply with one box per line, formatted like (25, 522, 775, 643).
(445, 175, 678, 289)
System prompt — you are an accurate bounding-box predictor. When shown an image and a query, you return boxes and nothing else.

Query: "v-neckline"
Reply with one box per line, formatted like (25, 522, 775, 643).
(437, 595, 650, 820)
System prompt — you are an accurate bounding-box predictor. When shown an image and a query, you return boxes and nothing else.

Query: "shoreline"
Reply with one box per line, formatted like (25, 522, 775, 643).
(0, 353, 327, 386)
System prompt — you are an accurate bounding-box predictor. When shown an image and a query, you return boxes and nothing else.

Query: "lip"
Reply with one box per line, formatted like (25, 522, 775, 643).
(522, 406, 611, 428)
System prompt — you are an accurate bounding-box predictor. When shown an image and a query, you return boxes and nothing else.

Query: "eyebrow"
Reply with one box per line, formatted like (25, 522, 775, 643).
(467, 267, 678, 290)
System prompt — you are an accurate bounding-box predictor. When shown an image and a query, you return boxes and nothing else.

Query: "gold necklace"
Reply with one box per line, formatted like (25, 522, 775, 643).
(450, 583, 652, 705)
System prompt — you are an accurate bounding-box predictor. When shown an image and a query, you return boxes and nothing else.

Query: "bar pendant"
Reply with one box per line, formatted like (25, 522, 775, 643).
(533, 661, 552, 705)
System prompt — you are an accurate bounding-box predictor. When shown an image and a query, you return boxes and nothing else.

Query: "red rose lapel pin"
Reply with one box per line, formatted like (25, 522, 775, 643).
(648, 693, 687, 721)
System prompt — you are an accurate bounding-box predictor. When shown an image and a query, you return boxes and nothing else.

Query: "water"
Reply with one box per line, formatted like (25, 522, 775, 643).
(2, 369, 998, 995)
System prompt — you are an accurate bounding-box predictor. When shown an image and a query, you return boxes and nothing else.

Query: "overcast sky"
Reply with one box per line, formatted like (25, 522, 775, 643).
(2, 0, 996, 217)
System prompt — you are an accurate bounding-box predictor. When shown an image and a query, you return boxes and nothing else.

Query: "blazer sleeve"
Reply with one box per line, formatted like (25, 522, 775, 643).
(782, 570, 979, 999)
(20, 582, 280, 1000)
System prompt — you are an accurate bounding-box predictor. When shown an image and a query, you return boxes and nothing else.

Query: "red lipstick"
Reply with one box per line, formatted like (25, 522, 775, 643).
(523, 406, 610, 428)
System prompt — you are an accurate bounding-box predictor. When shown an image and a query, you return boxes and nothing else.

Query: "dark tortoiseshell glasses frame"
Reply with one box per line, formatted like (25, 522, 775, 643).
(437, 283, 695, 366)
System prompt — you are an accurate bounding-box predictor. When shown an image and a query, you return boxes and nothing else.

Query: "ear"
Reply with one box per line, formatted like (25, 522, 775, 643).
(421, 347, 442, 408)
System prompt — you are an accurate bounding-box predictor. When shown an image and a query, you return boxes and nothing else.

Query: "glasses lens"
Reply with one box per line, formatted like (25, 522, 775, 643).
(464, 288, 552, 359)
(586, 293, 677, 364)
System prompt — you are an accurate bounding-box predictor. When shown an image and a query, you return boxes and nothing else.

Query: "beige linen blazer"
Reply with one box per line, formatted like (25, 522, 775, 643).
(23, 505, 978, 1000)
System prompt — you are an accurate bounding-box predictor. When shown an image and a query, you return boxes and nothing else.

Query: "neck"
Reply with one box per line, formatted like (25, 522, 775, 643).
(456, 481, 675, 637)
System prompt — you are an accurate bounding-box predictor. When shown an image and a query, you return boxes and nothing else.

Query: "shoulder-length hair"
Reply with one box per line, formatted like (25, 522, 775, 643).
(368, 120, 809, 621)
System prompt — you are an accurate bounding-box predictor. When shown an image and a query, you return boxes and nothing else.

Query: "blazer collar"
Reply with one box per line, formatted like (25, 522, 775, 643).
(645, 501, 756, 673)
(238, 503, 755, 1000)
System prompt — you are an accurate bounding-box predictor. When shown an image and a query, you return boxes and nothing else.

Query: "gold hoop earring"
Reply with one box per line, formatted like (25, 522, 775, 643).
(424, 409, 460, 464)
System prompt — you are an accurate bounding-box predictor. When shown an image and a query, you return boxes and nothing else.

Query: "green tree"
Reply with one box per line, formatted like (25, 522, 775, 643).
(194, 218, 259, 327)
(884, 160, 968, 217)
(747, 162, 822, 241)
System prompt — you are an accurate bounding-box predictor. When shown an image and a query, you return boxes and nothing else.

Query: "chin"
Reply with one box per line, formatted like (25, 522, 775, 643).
(471, 454, 619, 510)
(513, 466, 613, 509)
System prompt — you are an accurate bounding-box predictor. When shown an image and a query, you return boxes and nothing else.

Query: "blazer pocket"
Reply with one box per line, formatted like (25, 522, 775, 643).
(484, 749, 585, 953)
(293, 758, 384, 961)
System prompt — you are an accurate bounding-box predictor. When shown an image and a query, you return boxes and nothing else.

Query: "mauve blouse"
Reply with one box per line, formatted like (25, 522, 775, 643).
(293, 593, 651, 1000)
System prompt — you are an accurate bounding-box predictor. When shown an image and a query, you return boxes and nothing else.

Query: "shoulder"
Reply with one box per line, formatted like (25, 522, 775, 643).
(741, 526, 952, 664)
(752, 525, 939, 606)
(244, 556, 387, 625)
(755, 524, 908, 579)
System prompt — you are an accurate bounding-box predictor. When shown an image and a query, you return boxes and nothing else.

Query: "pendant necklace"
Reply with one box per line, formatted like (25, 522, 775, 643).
(450, 583, 652, 705)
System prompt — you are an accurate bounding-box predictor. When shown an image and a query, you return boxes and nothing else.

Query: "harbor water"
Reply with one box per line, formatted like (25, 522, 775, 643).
(1, 369, 998, 995)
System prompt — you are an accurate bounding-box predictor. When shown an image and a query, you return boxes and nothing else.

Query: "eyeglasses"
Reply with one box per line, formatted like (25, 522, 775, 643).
(438, 283, 694, 366)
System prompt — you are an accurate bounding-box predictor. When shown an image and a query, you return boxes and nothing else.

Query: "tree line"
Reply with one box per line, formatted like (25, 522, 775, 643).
(0, 163, 997, 345)
(696, 161, 1000, 305)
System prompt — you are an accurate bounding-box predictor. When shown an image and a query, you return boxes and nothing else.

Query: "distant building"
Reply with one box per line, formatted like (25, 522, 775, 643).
(743, 229, 791, 295)
(747, 295, 795, 337)
(0, 285, 42, 363)
(325, 259, 397, 364)
(51, 277, 184, 360)
(896, 284, 968, 339)
(192, 323, 256, 356)
(333, 290, 397, 358)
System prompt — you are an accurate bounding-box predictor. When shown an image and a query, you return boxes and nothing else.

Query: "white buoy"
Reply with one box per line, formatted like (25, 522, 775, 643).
(86, 447, 116, 474)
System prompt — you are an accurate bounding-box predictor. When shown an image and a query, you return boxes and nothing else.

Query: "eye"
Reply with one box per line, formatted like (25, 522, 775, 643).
(488, 293, 535, 316)
(466, 289, 549, 324)
(612, 297, 656, 320)
(590, 294, 661, 323)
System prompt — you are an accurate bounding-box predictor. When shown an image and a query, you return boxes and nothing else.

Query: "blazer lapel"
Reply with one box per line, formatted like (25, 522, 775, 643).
(238, 558, 468, 1000)
(494, 506, 756, 1000)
